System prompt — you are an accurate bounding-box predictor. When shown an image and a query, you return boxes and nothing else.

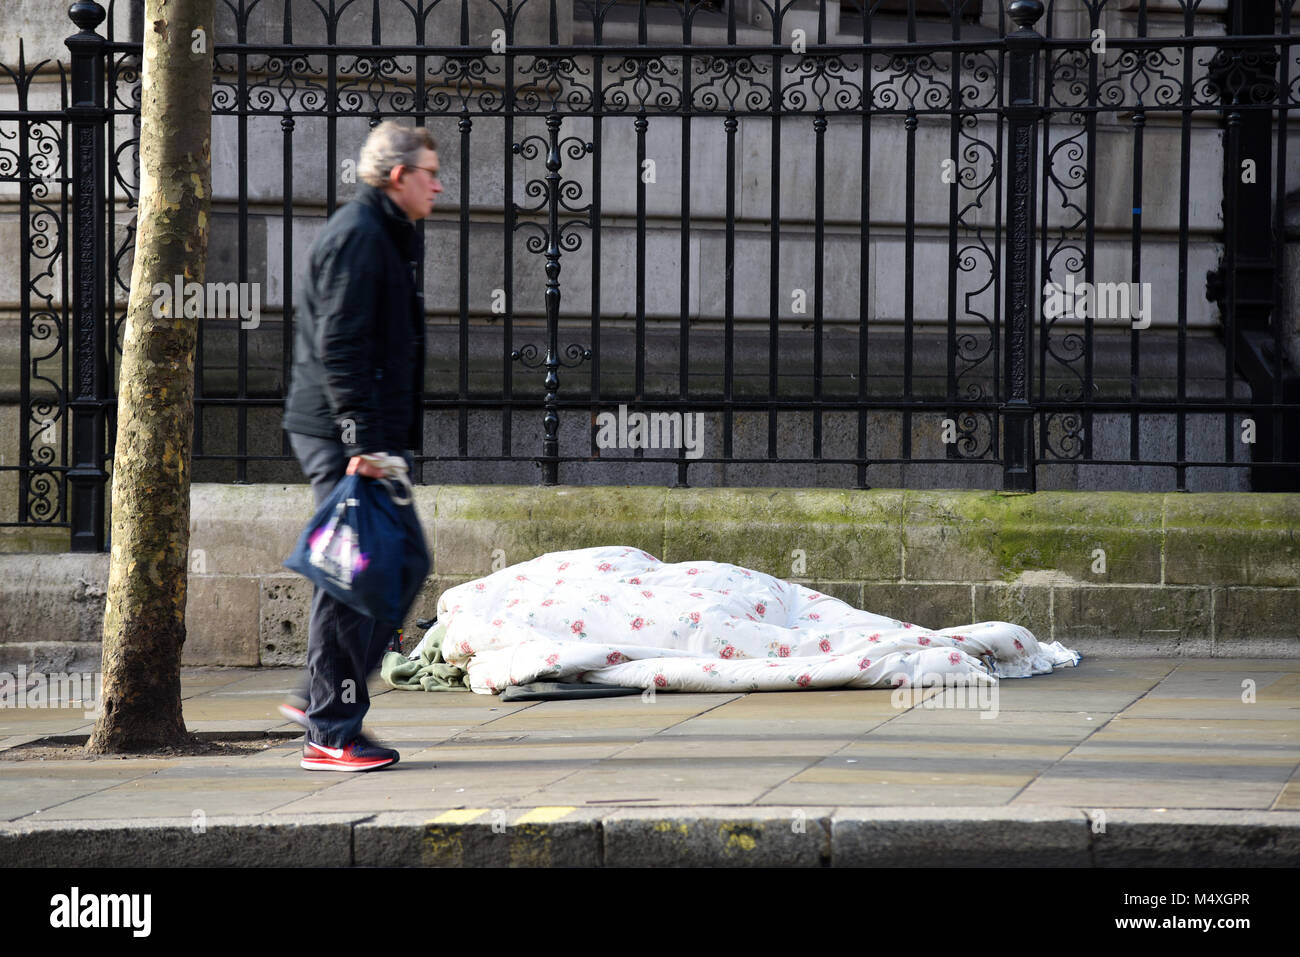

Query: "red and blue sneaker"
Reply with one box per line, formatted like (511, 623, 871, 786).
(279, 700, 309, 729)
(301, 738, 399, 772)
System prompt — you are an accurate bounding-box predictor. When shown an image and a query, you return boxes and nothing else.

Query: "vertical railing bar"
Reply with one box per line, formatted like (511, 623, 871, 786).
(193, 34, 206, 463)
(1175, 0, 1194, 491)
(903, 104, 915, 465)
(1083, 1, 1097, 463)
(18, 58, 32, 523)
(724, 109, 736, 462)
(108, 17, 128, 491)
(458, 109, 471, 457)
(61, 64, 72, 524)
(504, 4, 516, 459)
(457, 2, 471, 461)
(1035, 14, 1050, 460)
(1128, 116, 1145, 468)
(857, 6, 872, 489)
(677, 20, 692, 487)
(814, 5, 827, 462)
(236, 0, 249, 482)
(768, 25, 782, 461)
(588, 48, 603, 460)
(1271, 7, 1291, 480)
(541, 112, 564, 483)
(635, 107, 647, 416)
(280, 0, 295, 462)
(945, 1, 961, 464)
(993, 10, 1005, 473)
(813, 107, 825, 462)
(327, 0, 337, 217)
(413, 0, 426, 475)
(1223, 34, 1239, 467)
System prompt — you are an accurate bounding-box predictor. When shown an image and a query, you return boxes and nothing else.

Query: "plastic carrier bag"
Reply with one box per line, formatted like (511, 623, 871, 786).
(284, 464, 430, 629)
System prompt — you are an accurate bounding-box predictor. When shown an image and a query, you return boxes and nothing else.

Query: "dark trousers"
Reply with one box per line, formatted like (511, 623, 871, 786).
(288, 432, 411, 748)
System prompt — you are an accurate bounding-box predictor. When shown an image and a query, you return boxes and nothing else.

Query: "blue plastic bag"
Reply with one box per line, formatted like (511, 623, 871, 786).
(284, 473, 430, 629)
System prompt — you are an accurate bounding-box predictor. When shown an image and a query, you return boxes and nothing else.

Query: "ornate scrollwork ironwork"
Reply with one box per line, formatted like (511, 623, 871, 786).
(604, 56, 683, 112)
(871, 52, 952, 113)
(692, 55, 771, 113)
(946, 111, 1000, 450)
(1044, 411, 1087, 461)
(337, 55, 417, 114)
(510, 114, 595, 481)
(951, 411, 995, 460)
(516, 56, 595, 114)
(511, 342, 592, 369)
(1039, 112, 1089, 415)
(1, 47, 71, 524)
(423, 56, 504, 113)
(782, 55, 862, 113)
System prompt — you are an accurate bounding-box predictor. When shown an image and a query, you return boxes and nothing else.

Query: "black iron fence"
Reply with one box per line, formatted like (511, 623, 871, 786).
(2, 0, 1298, 552)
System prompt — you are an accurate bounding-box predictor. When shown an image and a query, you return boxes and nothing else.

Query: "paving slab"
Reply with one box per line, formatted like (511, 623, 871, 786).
(862, 721, 1103, 745)
(1173, 658, 1300, 671)
(1, 658, 1299, 865)
(0, 714, 95, 736)
(1119, 698, 1300, 721)
(1093, 715, 1300, 745)
(1274, 767, 1300, 810)
(524, 756, 817, 806)
(1012, 776, 1287, 810)
(878, 707, 1114, 728)
(29, 764, 339, 820)
(763, 781, 1029, 807)
(0, 760, 180, 822)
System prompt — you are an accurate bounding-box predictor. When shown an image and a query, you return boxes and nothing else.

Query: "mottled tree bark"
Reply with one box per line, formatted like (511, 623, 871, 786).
(87, 0, 214, 752)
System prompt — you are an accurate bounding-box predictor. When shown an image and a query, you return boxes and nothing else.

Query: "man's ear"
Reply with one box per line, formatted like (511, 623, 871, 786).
(387, 164, 406, 189)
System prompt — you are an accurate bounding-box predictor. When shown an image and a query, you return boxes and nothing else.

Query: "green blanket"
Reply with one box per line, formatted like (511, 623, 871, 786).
(380, 621, 471, 692)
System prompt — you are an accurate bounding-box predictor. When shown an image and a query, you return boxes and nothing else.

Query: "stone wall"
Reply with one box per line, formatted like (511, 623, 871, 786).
(1, 485, 1295, 671)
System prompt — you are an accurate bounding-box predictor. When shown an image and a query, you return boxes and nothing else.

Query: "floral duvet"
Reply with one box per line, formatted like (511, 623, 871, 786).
(414, 545, 1080, 695)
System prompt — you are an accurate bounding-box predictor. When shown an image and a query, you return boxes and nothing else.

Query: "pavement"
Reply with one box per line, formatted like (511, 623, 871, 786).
(2, 656, 1299, 867)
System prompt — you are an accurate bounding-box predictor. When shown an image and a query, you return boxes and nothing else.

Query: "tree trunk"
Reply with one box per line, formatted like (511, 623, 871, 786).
(87, 0, 214, 752)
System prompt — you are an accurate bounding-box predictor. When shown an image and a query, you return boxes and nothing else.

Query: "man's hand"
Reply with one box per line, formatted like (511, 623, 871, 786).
(347, 454, 388, 479)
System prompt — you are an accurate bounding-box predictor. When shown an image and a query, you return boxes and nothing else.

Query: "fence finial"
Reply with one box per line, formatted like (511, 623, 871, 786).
(1007, 0, 1044, 31)
(68, 1, 107, 33)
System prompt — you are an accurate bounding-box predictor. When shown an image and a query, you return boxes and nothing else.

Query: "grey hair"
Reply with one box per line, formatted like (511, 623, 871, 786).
(357, 121, 438, 187)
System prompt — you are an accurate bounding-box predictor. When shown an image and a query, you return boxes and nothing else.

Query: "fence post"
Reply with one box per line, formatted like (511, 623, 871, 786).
(1001, 0, 1043, 492)
(65, 1, 109, 551)
(1206, 3, 1298, 491)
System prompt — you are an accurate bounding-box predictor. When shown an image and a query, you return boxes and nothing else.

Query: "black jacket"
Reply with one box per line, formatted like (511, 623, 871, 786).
(283, 186, 426, 457)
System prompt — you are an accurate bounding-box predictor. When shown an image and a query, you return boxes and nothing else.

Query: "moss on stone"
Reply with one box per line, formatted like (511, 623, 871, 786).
(903, 490, 1165, 583)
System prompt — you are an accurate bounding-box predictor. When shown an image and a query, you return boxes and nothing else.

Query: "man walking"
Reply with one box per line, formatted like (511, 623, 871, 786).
(281, 121, 442, 771)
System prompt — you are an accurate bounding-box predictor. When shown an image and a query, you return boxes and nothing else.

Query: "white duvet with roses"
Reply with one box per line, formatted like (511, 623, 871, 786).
(416, 545, 1080, 695)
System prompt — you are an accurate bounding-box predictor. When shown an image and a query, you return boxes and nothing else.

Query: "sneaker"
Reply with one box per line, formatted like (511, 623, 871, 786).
(301, 739, 400, 772)
(278, 701, 309, 729)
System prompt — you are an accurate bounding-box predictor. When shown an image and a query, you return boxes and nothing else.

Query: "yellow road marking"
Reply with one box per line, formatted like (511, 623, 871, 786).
(514, 806, 576, 824)
(428, 808, 488, 824)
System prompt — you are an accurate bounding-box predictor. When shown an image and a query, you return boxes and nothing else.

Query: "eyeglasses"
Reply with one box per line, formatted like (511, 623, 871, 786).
(404, 165, 441, 180)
